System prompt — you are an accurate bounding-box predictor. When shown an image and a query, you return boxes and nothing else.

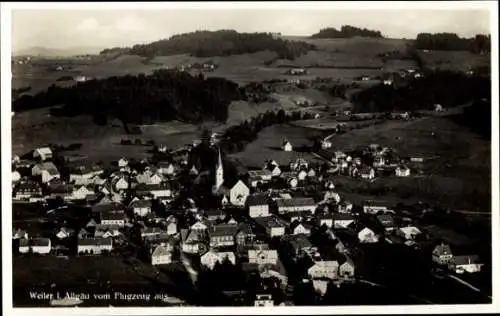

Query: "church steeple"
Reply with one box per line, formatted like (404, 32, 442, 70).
(213, 147, 224, 192)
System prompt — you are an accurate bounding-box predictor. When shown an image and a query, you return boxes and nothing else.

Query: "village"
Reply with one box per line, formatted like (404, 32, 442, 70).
(11, 125, 488, 307)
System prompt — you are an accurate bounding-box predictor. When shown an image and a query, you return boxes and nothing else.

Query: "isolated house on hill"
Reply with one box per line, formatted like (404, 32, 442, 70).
(282, 140, 293, 152)
(33, 147, 52, 161)
(432, 242, 454, 265)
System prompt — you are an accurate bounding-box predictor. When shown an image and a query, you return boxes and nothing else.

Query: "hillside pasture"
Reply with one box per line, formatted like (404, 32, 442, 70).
(230, 123, 324, 168)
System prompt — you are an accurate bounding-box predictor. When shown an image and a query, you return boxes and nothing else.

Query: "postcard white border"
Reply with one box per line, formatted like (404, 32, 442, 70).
(2, 1, 499, 315)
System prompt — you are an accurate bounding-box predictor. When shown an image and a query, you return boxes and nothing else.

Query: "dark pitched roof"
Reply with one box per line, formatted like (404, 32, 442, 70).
(210, 224, 239, 237)
(78, 238, 112, 246)
(101, 211, 126, 221)
(276, 197, 315, 208)
(246, 194, 269, 206)
(130, 199, 152, 208)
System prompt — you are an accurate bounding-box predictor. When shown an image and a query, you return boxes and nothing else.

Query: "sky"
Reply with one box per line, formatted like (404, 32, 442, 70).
(11, 7, 492, 52)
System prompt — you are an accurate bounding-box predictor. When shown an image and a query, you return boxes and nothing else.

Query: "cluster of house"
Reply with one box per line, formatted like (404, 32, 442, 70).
(316, 143, 412, 180)
(11, 142, 484, 305)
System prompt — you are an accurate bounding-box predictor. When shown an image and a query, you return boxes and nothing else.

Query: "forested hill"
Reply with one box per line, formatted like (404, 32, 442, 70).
(351, 70, 490, 113)
(415, 33, 490, 54)
(12, 70, 243, 125)
(310, 25, 384, 39)
(100, 30, 316, 59)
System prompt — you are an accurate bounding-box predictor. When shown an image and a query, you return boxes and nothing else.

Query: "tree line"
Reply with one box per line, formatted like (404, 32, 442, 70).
(100, 30, 316, 60)
(415, 33, 491, 54)
(12, 70, 243, 125)
(311, 25, 384, 39)
(351, 70, 490, 112)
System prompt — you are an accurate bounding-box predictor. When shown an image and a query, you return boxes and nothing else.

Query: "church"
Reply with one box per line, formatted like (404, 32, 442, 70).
(212, 148, 250, 207)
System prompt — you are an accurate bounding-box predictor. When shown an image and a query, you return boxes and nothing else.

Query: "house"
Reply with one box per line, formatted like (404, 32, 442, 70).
(373, 155, 386, 167)
(157, 162, 176, 176)
(248, 244, 278, 265)
(358, 227, 379, 243)
(376, 214, 396, 231)
(77, 238, 113, 255)
(338, 258, 355, 279)
(151, 245, 173, 265)
(215, 179, 250, 207)
(19, 238, 52, 254)
(189, 165, 199, 176)
(338, 201, 354, 213)
(290, 222, 312, 235)
(180, 229, 206, 254)
(332, 213, 355, 229)
(12, 228, 29, 240)
(395, 165, 411, 177)
(269, 164, 282, 177)
(307, 168, 317, 178)
(276, 197, 316, 214)
(114, 177, 129, 191)
(397, 226, 422, 240)
(247, 194, 270, 218)
(200, 251, 236, 270)
(191, 220, 209, 232)
(282, 234, 317, 260)
(209, 224, 238, 248)
(14, 181, 42, 200)
(235, 223, 256, 246)
(282, 140, 293, 152)
(136, 183, 172, 199)
(449, 255, 483, 274)
(432, 242, 454, 265)
(33, 147, 53, 161)
(363, 201, 391, 215)
(130, 199, 152, 217)
(323, 191, 341, 203)
(71, 185, 95, 200)
(118, 158, 129, 168)
(100, 211, 126, 227)
(56, 227, 75, 240)
(259, 260, 289, 288)
(434, 104, 444, 112)
(141, 226, 163, 239)
(95, 224, 121, 239)
(254, 294, 274, 307)
(360, 167, 375, 180)
(248, 170, 273, 182)
(297, 170, 307, 181)
(12, 170, 21, 183)
(204, 209, 226, 222)
(32, 162, 60, 183)
(69, 165, 104, 184)
(255, 216, 287, 238)
(307, 260, 339, 280)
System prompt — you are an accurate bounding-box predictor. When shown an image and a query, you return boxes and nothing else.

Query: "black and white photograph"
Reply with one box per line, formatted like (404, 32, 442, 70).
(1, 1, 498, 314)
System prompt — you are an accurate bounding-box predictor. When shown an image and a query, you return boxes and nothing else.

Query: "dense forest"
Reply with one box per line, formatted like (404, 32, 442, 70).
(415, 33, 491, 54)
(100, 30, 316, 59)
(310, 25, 384, 39)
(351, 70, 490, 113)
(12, 70, 243, 124)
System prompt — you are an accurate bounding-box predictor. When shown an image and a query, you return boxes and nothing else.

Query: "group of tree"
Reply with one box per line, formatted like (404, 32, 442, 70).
(310, 25, 384, 39)
(219, 109, 314, 154)
(12, 69, 243, 125)
(351, 70, 490, 113)
(415, 33, 491, 54)
(100, 30, 316, 60)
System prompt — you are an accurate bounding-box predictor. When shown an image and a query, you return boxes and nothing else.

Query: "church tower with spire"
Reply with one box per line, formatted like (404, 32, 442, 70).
(213, 147, 224, 193)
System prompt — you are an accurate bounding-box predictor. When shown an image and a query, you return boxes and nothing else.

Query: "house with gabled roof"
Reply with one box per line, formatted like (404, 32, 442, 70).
(396, 226, 422, 240)
(78, 238, 113, 255)
(376, 214, 396, 231)
(201, 250, 236, 270)
(157, 162, 177, 176)
(130, 199, 152, 217)
(290, 222, 312, 235)
(151, 245, 173, 265)
(357, 227, 379, 243)
(94, 224, 121, 239)
(276, 197, 316, 214)
(395, 165, 411, 177)
(100, 211, 126, 227)
(248, 243, 278, 265)
(13, 181, 42, 200)
(33, 147, 52, 161)
(209, 223, 238, 248)
(308, 260, 339, 280)
(32, 162, 60, 183)
(432, 242, 454, 265)
(247, 193, 270, 218)
(19, 238, 52, 254)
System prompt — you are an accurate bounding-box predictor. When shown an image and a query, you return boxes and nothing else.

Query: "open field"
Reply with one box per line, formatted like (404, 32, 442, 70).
(229, 123, 324, 168)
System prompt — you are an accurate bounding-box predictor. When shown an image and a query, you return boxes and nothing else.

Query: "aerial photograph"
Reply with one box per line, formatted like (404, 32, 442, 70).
(5, 1, 495, 310)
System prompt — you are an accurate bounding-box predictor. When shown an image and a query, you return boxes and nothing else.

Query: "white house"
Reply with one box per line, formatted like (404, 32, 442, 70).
(130, 199, 152, 217)
(360, 167, 375, 180)
(12, 171, 21, 183)
(114, 177, 129, 191)
(269, 165, 282, 177)
(71, 185, 94, 200)
(33, 147, 53, 161)
(247, 194, 270, 218)
(228, 180, 250, 207)
(332, 214, 355, 229)
(282, 140, 293, 152)
(449, 255, 483, 274)
(307, 260, 339, 280)
(77, 238, 113, 255)
(254, 294, 274, 307)
(101, 211, 126, 227)
(395, 165, 411, 177)
(19, 238, 51, 254)
(297, 170, 307, 181)
(151, 245, 172, 265)
(118, 158, 129, 168)
(158, 162, 176, 176)
(363, 202, 390, 215)
(358, 227, 379, 243)
(397, 226, 422, 240)
(248, 247, 278, 265)
(32, 162, 60, 183)
(432, 242, 454, 265)
(291, 222, 312, 235)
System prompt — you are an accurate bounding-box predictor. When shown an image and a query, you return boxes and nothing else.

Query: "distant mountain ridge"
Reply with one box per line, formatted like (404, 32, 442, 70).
(13, 46, 105, 57)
